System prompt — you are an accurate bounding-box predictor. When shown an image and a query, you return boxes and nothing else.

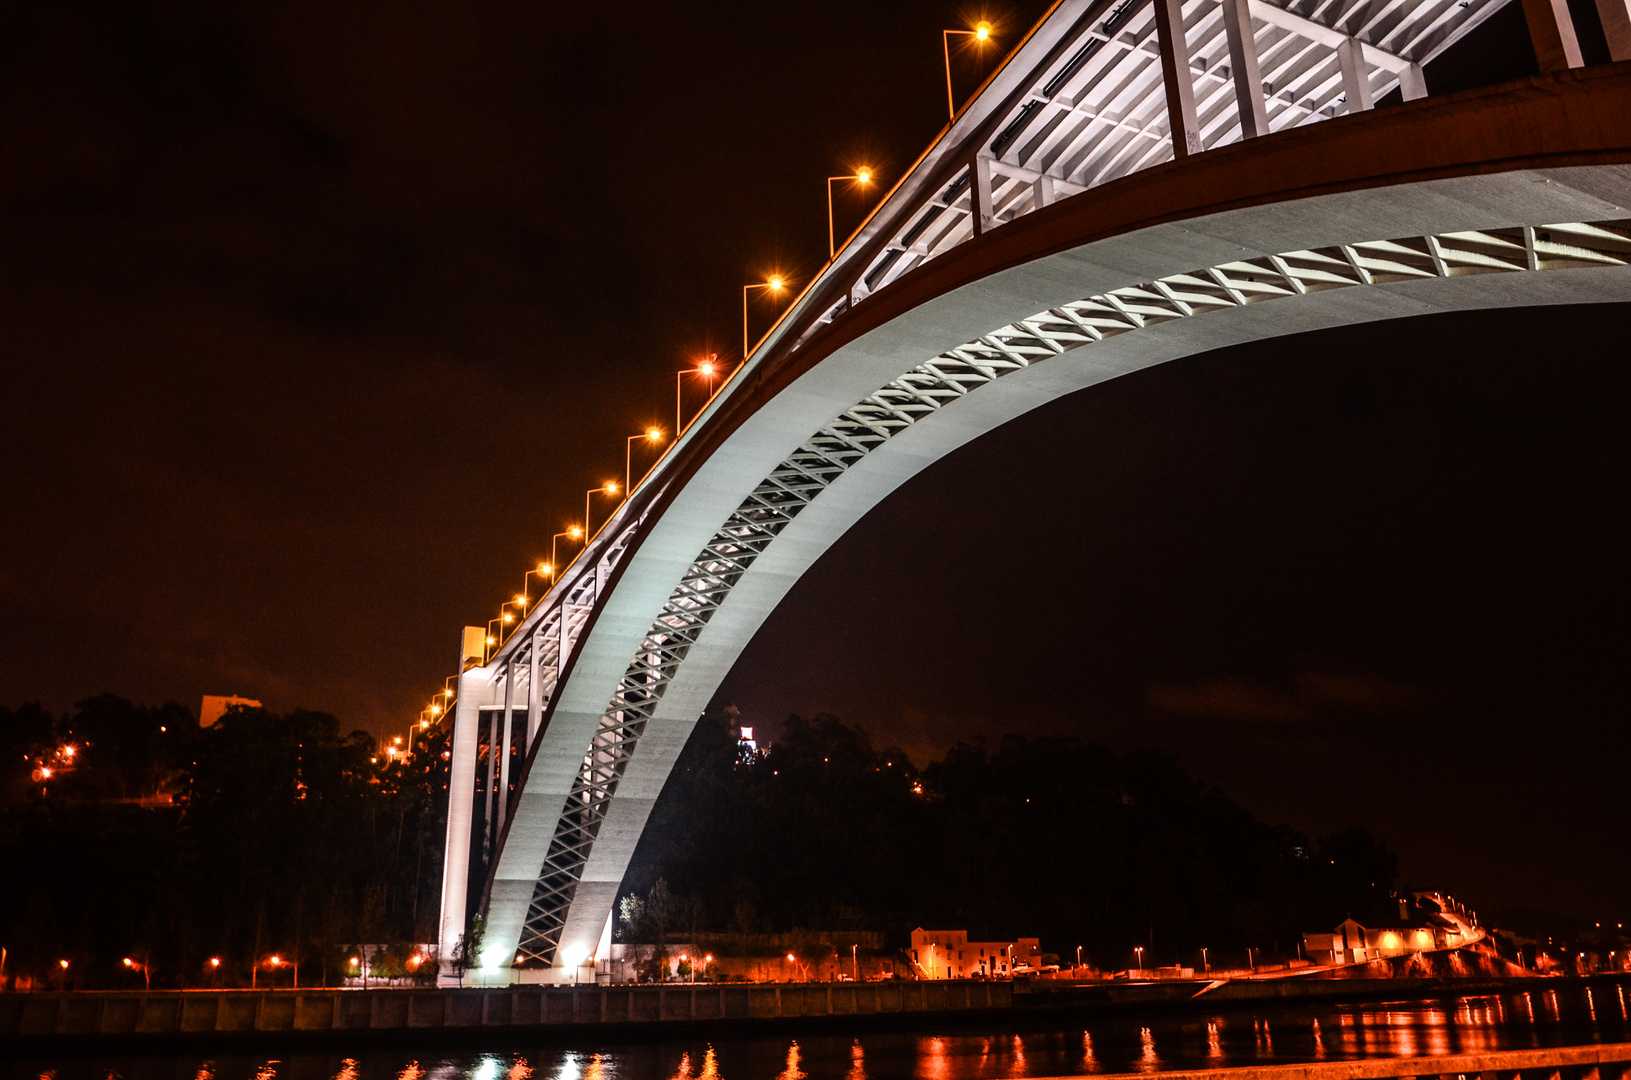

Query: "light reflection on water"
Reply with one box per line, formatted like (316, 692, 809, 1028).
(9, 987, 1631, 1080)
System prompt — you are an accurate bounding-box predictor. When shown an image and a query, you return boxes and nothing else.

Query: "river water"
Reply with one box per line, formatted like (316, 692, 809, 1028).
(9, 986, 1630, 1080)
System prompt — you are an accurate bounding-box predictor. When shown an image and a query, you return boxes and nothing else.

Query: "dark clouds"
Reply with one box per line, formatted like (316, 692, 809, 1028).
(1146, 671, 1430, 723)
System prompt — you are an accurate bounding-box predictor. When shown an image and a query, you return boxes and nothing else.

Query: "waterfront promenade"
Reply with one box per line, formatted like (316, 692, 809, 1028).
(6, 974, 1628, 1045)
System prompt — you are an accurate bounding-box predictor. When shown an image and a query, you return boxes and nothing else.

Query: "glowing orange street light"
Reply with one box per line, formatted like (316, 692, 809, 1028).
(123, 956, 150, 991)
(551, 526, 582, 574)
(944, 20, 996, 120)
(744, 276, 789, 361)
(828, 168, 876, 258)
(677, 358, 720, 434)
(626, 426, 666, 496)
(585, 481, 619, 542)
(58, 959, 69, 970)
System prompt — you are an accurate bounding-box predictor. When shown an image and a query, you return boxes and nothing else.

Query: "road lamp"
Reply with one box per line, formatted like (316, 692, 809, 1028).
(1134, 946, 1144, 972)
(743, 276, 788, 362)
(626, 427, 665, 497)
(552, 527, 583, 574)
(122, 956, 150, 991)
(1076, 945, 1083, 972)
(1202, 947, 1209, 974)
(827, 169, 875, 258)
(944, 21, 995, 120)
(585, 481, 619, 541)
(677, 357, 719, 435)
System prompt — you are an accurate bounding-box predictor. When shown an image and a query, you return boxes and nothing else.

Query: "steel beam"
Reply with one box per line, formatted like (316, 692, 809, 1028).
(1520, 0, 1585, 70)
(1221, 0, 1270, 137)
(1336, 38, 1375, 112)
(1597, 0, 1631, 60)
(1154, 0, 1203, 156)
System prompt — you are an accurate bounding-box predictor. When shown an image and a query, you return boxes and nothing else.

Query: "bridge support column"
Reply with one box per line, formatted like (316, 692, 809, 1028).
(1154, 0, 1203, 157)
(438, 665, 491, 980)
(1521, 0, 1585, 71)
(1220, 0, 1269, 137)
(1598, 0, 1631, 60)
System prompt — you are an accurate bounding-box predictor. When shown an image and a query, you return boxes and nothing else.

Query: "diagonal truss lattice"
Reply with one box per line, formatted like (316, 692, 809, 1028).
(514, 218, 1631, 964)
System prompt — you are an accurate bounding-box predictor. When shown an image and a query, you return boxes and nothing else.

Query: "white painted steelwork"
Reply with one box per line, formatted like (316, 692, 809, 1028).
(434, 0, 1628, 985)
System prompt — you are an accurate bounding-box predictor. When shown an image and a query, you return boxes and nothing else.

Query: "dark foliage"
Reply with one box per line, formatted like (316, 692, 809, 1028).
(0, 698, 446, 989)
(625, 709, 1402, 967)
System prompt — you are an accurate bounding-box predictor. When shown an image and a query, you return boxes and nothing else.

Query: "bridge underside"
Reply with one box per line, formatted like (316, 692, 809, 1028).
(434, 14, 1631, 984)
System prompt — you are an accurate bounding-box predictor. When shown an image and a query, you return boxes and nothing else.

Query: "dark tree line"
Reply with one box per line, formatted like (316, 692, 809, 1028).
(0, 697, 447, 989)
(2, 694, 1408, 986)
(624, 709, 1403, 969)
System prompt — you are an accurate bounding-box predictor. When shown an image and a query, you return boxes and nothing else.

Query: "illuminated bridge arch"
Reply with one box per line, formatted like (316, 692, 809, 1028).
(433, 0, 1631, 983)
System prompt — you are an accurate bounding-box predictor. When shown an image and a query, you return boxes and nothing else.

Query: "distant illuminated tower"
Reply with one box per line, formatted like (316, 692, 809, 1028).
(737, 725, 758, 763)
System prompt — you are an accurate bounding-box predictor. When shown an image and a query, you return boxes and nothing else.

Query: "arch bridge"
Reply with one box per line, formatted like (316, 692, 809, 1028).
(433, 0, 1631, 983)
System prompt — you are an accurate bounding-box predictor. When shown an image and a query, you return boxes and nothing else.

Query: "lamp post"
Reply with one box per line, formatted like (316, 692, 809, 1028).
(552, 527, 583, 574)
(1202, 947, 1209, 974)
(626, 427, 665, 497)
(1134, 945, 1144, 972)
(677, 357, 719, 435)
(743, 276, 788, 362)
(943, 21, 995, 120)
(523, 561, 555, 606)
(585, 481, 619, 541)
(1076, 945, 1083, 972)
(827, 169, 875, 258)
(122, 956, 150, 991)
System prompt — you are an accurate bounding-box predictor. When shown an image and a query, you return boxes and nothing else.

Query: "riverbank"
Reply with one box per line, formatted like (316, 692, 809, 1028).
(3, 973, 1627, 1049)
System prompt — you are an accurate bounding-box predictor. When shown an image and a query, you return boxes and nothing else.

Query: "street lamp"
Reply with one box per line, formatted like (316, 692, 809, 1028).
(743, 276, 788, 362)
(585, 481, 619, 541)
(552, 527, 583, 574)
(827, 169, 875, 258)
(677, 357, 720, 435)
(626, 427, 665, 497)
(943, 21, 995, 120)
(122, 956, 150, 991)
(1134, 946, 1144, 972)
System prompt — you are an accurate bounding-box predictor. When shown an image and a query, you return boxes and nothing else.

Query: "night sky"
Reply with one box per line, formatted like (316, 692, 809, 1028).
(3, 2, 1626, 920)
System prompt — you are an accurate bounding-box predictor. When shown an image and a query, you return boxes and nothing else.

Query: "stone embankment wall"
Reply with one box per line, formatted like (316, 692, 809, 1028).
(0, 979, 1011, 1043)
